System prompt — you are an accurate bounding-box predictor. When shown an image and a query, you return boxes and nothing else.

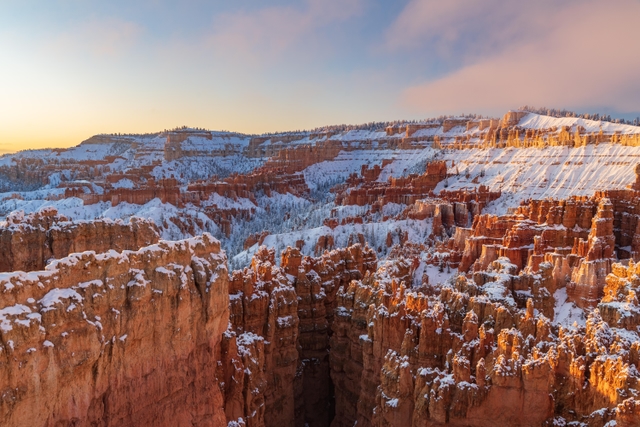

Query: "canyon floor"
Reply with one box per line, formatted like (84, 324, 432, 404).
(1, 110, 640, 426)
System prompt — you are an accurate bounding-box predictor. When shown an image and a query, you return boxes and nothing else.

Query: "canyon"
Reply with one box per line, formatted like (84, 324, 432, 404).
(1, 110, 640, 426)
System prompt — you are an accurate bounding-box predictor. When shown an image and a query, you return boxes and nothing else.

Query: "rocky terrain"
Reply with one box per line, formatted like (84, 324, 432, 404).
(2, 109, 640, 426)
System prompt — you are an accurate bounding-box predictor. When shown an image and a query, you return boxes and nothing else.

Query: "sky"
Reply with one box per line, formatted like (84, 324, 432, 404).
(1, 0, 640, 153)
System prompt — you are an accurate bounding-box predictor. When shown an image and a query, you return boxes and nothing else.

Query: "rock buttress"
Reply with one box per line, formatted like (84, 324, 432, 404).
(0, 233, 228, 427)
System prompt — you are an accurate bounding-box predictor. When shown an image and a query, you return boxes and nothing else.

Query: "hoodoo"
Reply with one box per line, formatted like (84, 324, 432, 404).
(2, 109, 640, 426)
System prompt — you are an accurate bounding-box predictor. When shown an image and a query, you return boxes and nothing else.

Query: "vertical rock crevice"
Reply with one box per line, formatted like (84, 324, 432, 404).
(221, 244, 377, 427)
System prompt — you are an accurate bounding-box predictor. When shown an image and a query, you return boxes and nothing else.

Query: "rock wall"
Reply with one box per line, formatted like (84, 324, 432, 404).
(223, 246, 301, 427)
(0, 208, 160, 273)
(220, 244, 377, 427)
(0, 233, 229, 427)
(335, 161, 448, 207)
(447, 193, 640, 308)
(288, 245, 377, 427)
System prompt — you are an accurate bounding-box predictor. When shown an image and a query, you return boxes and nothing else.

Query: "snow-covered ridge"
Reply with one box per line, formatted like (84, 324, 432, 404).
(518, 112, 640, 134)
(2, 111, 638, 165)
(438, 143, 640, 215)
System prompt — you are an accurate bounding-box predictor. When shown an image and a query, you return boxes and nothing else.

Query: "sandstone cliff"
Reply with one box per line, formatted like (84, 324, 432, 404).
(0, 232, 229, 427)
(219, 244, 376, 427)
(0, 208, 160, 273)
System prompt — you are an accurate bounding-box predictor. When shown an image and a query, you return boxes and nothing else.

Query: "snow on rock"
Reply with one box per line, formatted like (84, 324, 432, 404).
(553, 287, 587, 329)
(38, 288, 83, 312)
(112, 178, 136, 189)
(439, 143, 640, 215)
(518, 112, 640, 135)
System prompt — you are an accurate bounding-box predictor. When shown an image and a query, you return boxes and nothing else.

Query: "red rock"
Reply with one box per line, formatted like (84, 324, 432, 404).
(0, 233, 229, 427)
(334, 161, 448, 208)
(0, 208, 160, 273)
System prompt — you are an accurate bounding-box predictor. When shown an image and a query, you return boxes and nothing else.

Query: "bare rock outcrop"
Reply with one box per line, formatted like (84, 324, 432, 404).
(330, 256, 640, 427)
(0, 208, 160, 272)
(334, 161, 448, 208)
(224, 246, 300, 427)
(0, 233, 229, 427)
(221, 244, 377, 427)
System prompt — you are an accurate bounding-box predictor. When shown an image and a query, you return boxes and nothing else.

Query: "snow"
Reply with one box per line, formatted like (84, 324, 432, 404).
(385, 398, 399, 408)
(611, 327, 640, 345)
(413, 263, 458, 288)
(236, 332, 264, 357)
(553, 288, 586, 329)
(127, 269, 150, 288)
(276, 315, 295, 328)
(180, 134, 250, 151)
(381, 203, 405, 217)
(0, 197, 86, 220)
(112, 178, 135, 189)
(203, 193, 255, 210)
(438, 143, 640, 215)
(303, 150, 384, 191)
(378, 148, 437, 181)
(78, 279, 103, 289)
(233, 217, 432, 267)
(0, 304, 32, 332)
(38, 288, 83, 312)
(151, 155, 264, 182)
(518, 112, 640, 135)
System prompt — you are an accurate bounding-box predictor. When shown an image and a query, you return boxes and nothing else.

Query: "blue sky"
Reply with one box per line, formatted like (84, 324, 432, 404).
(1, 0, 639, 151)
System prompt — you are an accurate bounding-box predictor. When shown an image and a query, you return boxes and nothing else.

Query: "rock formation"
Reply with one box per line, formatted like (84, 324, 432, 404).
(334, 161, 448, 208)
(219, 244, 377, 427)
(3, 109, 640, 427)
(329, 256, 640, 427)
(0, 232, 229, 427)
(438, 192, 640, 309)
(0, 208, 160, 272)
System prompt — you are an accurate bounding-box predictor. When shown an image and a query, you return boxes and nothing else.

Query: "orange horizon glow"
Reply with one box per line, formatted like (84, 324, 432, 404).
(2, 0, 640, 155)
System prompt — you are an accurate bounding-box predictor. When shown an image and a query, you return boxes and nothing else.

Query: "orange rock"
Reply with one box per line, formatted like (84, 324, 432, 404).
(0, 208, 160, 273)
(0, 233, 229, 427)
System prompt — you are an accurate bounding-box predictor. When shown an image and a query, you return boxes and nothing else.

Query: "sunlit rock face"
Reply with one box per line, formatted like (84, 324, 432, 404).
(219, 242, 640, 427)
(220, 184, 640, 427)
(327, 257, 640, 427)
(0, 229, 229, 427)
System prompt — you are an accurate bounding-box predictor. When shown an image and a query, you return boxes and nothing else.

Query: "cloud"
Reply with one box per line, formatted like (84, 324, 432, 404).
(390, 0, 640, 114)
(205, 0, 363, 63)
(384, 1, 563, 58)
(49, 16, 142, 57)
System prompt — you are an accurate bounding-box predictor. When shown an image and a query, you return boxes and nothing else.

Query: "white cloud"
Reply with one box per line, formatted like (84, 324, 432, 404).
(388, 0, 640, 114)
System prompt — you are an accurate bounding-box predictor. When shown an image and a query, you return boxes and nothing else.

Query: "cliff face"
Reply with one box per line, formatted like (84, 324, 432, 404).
(0, 232, 229, 427)
(0, 208, 160, 272)
(334, 160, 448, 208)
(223, 246, 301, 427)
(2, 202, 640, 427)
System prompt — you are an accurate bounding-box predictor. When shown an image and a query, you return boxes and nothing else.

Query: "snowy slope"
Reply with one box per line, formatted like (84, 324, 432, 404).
(433, 143, 640, 214)
(518, 113, 640, 134)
